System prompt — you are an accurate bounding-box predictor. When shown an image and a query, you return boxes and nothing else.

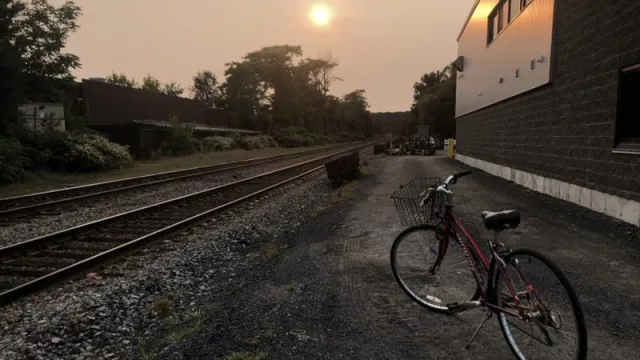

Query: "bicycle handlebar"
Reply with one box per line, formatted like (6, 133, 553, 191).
(444, 169, 472, 186)
(419, 169, 472, 207)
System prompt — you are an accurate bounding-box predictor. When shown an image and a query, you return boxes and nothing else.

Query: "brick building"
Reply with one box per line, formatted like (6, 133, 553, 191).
(453, 0, 640, 226)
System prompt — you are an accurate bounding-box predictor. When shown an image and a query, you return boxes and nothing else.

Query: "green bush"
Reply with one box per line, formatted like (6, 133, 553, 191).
(0, 131, 134, 185)
(202, 136, 236, 151)
(36, 131, 134, 173)
(0, 137, 28, 184)
(161, 119, 198, 156)
(234, 134, 278, 150)
(70, 133, 134, 170)
(272, 128, 314, 148)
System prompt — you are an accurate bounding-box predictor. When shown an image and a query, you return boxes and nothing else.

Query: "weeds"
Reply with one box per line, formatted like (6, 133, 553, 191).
(153, 296, 173, 319)
(281, 282, 297, 293)
(138, 338, 155, 360)
(259, 242, 279, 260)
(329, 180, 360, 204)
(219, 352, 266, 360)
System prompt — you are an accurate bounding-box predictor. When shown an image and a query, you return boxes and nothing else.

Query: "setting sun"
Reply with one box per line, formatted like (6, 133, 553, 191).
(309, 4, 332, 27)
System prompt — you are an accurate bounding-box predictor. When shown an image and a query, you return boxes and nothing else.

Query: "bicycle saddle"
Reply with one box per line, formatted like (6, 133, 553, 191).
(481, 210, 521, 231)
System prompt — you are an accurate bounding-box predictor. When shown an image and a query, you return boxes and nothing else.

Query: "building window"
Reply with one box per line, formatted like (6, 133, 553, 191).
(487, 0, 535, 45)
(615, 63, 640, 151)
(510, 0, 521, 21)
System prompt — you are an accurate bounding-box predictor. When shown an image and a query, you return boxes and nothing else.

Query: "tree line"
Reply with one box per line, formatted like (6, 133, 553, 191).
(0, 0, 380, 185)
(104, 46, 375, 138)
(1, 0, 376, 141)
(372, 65, 457, 140)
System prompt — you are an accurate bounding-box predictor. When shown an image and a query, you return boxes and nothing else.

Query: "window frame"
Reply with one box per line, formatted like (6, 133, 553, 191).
(487, 0, 534, 46)
(613, 63, 640, 155)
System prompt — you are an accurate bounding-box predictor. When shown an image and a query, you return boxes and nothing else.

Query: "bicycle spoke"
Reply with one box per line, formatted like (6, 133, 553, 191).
(506, 319, 548, 346)
(495, 250, 587, 360)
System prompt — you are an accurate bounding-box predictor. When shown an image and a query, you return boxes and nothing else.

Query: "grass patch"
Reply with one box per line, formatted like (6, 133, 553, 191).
(243, 327, 276, 346)
(168, 321, 204, 342)
(329, 180, 360, 204)
(153, 296, 173, 319)
(259, 242, 279, 260)
(0, 144, 338, 198)
(219, 352, 266, 360)
(138, 338, 155, 360)
(281, 282, 297, 293)
(162, 308, 204, 343)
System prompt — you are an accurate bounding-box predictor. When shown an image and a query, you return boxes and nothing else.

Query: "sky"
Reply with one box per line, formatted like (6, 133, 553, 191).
(51, 0, 475, 112)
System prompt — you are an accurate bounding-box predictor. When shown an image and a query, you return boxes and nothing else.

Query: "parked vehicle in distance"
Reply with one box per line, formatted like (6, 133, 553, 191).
(386, 139, 402, 156)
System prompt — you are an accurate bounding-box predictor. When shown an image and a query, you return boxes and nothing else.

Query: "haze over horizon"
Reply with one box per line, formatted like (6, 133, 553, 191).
(52, 0, 475, 112)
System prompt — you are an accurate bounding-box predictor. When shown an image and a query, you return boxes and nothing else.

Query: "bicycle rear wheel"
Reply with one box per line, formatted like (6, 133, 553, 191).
(390, 224, 480, 313)
(494, 248, 588, 360)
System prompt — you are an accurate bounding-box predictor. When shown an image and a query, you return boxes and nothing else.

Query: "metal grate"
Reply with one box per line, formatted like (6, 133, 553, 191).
(390, 177, 446, 226)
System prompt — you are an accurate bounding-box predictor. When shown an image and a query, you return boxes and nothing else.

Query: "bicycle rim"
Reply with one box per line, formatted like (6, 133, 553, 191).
(390, 224, 479, 313)
(494, 248, 588, 360)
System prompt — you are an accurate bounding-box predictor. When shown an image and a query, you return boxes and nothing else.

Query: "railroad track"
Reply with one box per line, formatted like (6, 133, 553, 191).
(0, 141, 378, 306)
(0, 143, 357, 219)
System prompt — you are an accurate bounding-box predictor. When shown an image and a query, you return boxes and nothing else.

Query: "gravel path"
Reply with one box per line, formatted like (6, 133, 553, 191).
(158, 154, 637, 359)
(0, 150, 337, 246)
(2, 153, 636, 359)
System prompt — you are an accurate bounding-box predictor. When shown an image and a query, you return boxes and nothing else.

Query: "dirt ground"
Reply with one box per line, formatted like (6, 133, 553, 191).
(165, 154, 640, 360)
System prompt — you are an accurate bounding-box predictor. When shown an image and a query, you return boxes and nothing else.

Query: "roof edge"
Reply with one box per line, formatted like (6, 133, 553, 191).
(456, 0, 481, 42)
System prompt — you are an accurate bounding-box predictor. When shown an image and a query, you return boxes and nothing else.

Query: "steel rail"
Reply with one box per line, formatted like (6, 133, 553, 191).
(0, 141, 378, 306)
(0, 143, 359, 219)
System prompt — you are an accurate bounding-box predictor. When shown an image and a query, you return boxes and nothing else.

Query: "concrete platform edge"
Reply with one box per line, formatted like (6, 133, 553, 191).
(456, 153, 640, 227)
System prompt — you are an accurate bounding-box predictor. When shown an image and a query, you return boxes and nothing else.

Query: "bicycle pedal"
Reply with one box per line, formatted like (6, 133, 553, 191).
(447, 301, 481, 312)
(446, 302, 466, 313)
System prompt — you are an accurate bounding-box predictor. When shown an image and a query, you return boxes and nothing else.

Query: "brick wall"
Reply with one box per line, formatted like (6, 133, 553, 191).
(456, 0, 640, 202)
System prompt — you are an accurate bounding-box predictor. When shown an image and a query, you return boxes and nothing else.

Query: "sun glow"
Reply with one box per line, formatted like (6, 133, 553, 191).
(309, 4, 332, 27)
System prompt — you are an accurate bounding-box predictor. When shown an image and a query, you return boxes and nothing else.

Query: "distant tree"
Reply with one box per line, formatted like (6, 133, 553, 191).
(162, 81, 184, 96)
(105, 72, 137, 87)
(1, 0, 82, 135)
(409, 65, 456, 138)
(371, 111, 411, 135)
(214, 44, 374, 136)
(140, 74, 162, 92)
(191, 70, 219, 108)
(14, 0, 82, 80)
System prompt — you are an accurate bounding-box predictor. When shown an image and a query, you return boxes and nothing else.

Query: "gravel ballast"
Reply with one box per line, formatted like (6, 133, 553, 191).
(0, 151, 375, 360)
(0, 150, 343, 246)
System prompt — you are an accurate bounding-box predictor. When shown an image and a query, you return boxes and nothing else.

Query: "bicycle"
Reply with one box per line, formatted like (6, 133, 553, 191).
(389, 170, 588, 360)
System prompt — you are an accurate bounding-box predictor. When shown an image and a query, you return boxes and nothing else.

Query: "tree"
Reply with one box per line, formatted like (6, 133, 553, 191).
(105, 72, 137, 87)
(140, 74, 162, 92)
(191, 70, 219, 108)
(341, 89, 373, 136)
(162, 81, 183, 96)
(1, 0, 82, 135)
(214, 44, 374, 137)
(408, 65, 456, 139)
(13, 0, 81, 79)
(371, 111, 410, 135)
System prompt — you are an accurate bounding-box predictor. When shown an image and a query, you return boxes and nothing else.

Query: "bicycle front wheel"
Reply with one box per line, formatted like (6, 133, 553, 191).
(390, 224, 480, 313)
(494, 248, 588, 360)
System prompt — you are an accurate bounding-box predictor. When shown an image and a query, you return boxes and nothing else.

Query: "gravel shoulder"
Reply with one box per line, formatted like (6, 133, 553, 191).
(2, 153, 637, 359)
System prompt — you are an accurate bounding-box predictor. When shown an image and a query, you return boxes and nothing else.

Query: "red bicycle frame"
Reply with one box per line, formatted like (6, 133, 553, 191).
(431, 204, 526, 318)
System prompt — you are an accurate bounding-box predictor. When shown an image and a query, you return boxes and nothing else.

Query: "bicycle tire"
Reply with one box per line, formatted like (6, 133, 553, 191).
(390, 224, 480, 313)
(494, 248, 588, 360)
